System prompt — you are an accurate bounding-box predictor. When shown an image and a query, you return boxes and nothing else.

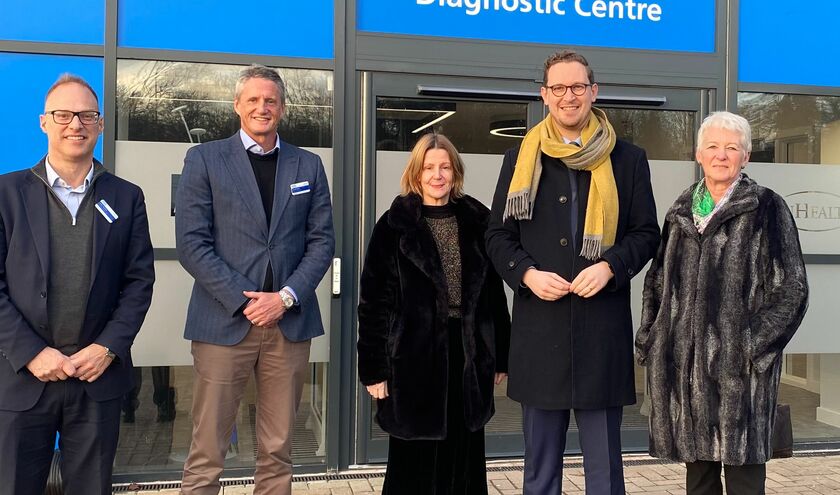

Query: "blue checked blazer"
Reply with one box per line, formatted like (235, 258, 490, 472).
(175, 134, 334, 345)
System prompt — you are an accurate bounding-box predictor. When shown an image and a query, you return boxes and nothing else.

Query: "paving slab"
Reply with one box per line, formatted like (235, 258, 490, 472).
(128, 453, 840, 494)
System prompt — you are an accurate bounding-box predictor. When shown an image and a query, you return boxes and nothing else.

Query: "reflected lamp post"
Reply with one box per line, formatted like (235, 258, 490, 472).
(171, 105, 193, 143)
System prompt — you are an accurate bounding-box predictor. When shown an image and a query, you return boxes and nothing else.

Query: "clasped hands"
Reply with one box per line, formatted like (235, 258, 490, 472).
(243, 290, 287, 328)
(26, 343, 113, 383)
(522, 261, 613, 301)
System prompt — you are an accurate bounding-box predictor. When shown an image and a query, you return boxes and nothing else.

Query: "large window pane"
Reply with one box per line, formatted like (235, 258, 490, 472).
(601, 108, 695, 161)
(0, 52, 103, 174)
(113, 61, 335, 478)
(371, 97, 528, 444)
(739, 91, 840, 448)
(738, 92, 840, 165)
(117, 60, 332, 147)
(114, 363, 330, 478)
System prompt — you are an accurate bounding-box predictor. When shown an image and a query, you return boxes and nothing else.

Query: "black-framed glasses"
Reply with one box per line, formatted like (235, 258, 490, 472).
(46, 110, 101, 125)
(545, 83, 592, 97)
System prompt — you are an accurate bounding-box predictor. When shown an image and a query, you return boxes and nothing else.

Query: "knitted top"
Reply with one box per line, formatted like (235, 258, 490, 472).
(423, 203, 462, 318)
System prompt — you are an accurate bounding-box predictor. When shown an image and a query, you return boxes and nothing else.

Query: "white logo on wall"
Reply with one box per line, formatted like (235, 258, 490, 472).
(416, 0, 663, 20)
(786, 191, 840, 232)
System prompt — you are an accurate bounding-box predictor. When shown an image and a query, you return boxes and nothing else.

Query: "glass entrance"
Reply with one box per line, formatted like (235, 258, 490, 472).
(357, 72, 708, 463)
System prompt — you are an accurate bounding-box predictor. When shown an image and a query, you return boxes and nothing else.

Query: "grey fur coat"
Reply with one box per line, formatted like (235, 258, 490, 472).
(635, 175, 808, 465)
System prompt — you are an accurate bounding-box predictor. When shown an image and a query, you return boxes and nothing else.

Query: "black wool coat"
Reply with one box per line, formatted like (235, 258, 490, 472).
(636, 175, 809, 465)
(486, 141, 660, 410)
(357, 193, 511, 440)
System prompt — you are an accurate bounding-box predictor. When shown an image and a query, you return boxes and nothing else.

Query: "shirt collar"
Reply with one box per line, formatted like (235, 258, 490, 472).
(44, 157, 94, 190)
(239, 129, 280, 155)
(562, 136, 582, 146)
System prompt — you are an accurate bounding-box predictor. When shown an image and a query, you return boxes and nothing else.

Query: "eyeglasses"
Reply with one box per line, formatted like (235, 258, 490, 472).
(46, 110, 101, 125)
(545, 83, 592, 97)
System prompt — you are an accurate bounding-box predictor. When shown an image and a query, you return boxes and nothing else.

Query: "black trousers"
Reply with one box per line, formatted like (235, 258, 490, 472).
(685, 460, 766, 495)
(0, 379, 121, 495)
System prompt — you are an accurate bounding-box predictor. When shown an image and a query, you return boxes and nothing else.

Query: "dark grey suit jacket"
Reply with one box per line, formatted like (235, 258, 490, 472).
(0, 159, 155, 411)
(176, 134, 334, 344)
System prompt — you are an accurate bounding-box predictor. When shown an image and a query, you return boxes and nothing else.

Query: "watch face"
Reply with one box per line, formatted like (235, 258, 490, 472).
(281, 292, 294, 308)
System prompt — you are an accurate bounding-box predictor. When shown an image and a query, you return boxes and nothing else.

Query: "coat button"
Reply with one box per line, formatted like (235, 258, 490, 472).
(508, 261, 516, 268)
(39, 325, 46, 330)
(269, 244, 275, 249)
(559, 195, 568, 204)
(628, 268, 635, 275)
(40, 291, 46, 298)
(560, 238, 568, 247)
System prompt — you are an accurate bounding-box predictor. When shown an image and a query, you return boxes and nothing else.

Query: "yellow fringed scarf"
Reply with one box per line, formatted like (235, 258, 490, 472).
(503, 107, 618, 260)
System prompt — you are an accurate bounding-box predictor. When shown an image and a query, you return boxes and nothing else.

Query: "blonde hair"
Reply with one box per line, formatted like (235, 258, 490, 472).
(45, 73, 99, 107)
(399, 133, 465, 199)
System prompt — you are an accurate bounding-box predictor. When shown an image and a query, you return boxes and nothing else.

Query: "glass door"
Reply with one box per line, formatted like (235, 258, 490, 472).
(594, 85, 709, 451)
(356, 72, 709, 463)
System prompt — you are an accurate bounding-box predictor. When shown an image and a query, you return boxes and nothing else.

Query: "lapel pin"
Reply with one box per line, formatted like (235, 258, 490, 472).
(95, 199, 119, 224)
(290, 181, 311, 196)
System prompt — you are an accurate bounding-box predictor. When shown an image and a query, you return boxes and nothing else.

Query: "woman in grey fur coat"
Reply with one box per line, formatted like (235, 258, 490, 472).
(635, 111, 808, 495)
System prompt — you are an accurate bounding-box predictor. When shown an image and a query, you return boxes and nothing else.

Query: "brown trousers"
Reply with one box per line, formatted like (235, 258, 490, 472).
(181, 325, 310, 495)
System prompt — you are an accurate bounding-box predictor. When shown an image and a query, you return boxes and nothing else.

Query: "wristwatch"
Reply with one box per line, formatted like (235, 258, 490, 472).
(278, 289, 295, 309)
(103, 347, 116, 360)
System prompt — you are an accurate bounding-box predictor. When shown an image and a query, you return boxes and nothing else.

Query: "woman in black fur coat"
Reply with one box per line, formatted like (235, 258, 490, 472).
(636, 111, 808, 495)
(357, 133, 511, 494)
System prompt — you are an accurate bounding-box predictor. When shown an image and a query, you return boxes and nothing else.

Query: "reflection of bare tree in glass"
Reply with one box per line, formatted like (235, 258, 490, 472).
(116, 61, 333, 147)
(602, 108, 694, 161)
(279, 69, 333, 148)
(739, 93, 840, 164)
(117, 61, 239, 143)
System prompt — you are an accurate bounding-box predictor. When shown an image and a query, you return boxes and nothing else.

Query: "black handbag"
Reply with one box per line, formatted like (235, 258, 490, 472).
(771, 403, 793, 459)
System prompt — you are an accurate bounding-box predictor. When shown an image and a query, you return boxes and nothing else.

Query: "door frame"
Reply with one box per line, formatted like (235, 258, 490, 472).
(353, 70, 713, 464)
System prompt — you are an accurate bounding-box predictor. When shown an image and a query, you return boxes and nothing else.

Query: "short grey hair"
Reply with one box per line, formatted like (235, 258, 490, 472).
(234, 64, 286, 106)
(697, 111, 752, 154)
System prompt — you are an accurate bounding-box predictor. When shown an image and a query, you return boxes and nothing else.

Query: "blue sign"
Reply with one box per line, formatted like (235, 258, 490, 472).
(0, 0, 104, 45)
(358, 0, 716, 54)
(739, 0, 839, 87)
(118, 0, 334, 59)
(0, 53, 104, 175)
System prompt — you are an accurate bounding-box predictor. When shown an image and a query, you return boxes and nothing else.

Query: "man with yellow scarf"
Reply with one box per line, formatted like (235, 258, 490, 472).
(486, 50, 660, 494)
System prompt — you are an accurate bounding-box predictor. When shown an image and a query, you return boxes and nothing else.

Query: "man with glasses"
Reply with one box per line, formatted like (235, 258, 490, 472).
(486, 50, 660, 494)
(0, 74, 154, 494)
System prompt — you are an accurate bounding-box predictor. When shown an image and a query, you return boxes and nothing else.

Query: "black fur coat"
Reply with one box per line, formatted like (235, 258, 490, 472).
(636, 175, 808, 465)
(357, 194, 511, 440)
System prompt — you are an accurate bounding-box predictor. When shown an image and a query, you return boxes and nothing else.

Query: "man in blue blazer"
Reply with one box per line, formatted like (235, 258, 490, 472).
(177, 65, 334, 495)
(0, 75, 155, 494)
